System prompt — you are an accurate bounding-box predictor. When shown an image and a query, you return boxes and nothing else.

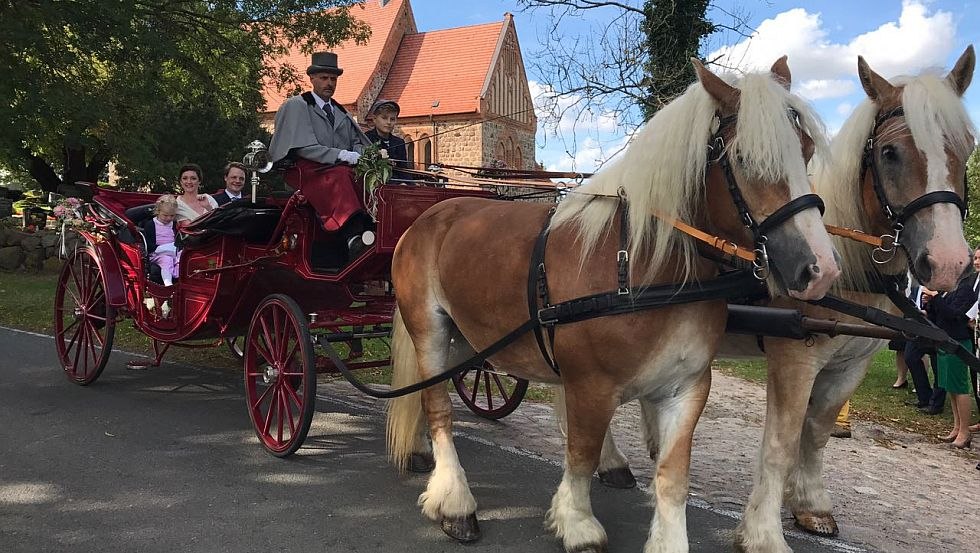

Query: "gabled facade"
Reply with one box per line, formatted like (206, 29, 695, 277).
(261, 0, 537, 173)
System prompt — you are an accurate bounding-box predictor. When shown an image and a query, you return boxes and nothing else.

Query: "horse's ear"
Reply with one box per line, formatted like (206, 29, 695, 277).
(945, 44, 975, 97)
(857, 56, 896, 102)
(692, 58, 738, 108)
(770, 55, 792, 90)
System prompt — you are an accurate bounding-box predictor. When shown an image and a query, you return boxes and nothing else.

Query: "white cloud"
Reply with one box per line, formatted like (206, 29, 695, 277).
(836, 102, 854, 116)
(706, 0, 956, 100)
(796, 79, 856, 100)
(541, 134, 631, 173)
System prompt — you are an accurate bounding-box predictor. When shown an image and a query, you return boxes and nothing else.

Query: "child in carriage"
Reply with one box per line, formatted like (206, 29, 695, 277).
(365, 99, 410, 182)
(141, 195, 180, 286)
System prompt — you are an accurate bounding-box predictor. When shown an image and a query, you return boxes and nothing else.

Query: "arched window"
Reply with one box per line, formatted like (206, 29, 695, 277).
(417, 134, 431, 168)
(511, 137, 523, 169)
(403, 135, 415, 169)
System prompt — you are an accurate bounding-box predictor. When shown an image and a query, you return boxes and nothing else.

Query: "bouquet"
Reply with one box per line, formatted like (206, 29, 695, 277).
(354, 143, 393, 220)
(52, 197, 93, 232)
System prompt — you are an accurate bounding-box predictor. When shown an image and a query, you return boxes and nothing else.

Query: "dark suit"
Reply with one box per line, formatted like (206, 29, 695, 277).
(212, 190, 244, 206)
(365, 129, 410, 182)
(904, 284, 944, 409)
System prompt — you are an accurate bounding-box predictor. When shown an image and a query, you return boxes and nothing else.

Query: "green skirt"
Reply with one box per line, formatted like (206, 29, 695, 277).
(937, 339, 973, 395)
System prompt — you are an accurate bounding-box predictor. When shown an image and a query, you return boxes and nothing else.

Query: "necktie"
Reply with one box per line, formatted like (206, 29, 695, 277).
(323, 103, 335, 126)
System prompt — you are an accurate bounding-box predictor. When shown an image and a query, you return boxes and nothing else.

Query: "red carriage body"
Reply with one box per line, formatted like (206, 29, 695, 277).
(54, 177, 528, 455)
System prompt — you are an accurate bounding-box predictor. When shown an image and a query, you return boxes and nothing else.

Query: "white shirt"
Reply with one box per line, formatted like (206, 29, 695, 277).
(312, 92, 334, 118)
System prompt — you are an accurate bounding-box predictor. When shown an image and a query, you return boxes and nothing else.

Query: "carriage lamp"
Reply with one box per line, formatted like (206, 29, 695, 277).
(280, 233, 298, 251)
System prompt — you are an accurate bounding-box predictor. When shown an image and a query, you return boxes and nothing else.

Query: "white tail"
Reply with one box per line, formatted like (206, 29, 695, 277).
(385, 308, 426, 471)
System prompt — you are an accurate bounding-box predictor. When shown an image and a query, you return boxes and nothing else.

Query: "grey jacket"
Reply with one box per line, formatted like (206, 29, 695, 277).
(268, 92, 370, 165)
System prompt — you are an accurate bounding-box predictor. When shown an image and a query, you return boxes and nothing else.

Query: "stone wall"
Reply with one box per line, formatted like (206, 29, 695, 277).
(0, 226, 80, 273)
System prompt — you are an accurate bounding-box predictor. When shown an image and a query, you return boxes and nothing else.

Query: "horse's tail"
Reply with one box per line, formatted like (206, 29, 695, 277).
(385, 307, 425, 472)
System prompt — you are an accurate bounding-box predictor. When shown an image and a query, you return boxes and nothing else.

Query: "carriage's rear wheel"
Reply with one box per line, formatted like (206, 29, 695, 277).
(54, 249, 116, 385)
(244, 294, 316, 457)
(452, 362, 528, 420)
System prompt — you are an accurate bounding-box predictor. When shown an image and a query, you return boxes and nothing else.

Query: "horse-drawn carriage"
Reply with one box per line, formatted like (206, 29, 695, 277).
(52, 152, 534, 456)
(51, 47, 979, 553)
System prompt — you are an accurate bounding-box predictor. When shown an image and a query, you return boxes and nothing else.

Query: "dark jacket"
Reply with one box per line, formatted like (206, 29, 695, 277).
(212, 190, 244, 206)
(926, 273, 977, 341)
(365, 128, 410, 182)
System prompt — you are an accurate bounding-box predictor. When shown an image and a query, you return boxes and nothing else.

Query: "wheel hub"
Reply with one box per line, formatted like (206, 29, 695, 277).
(262, 365, 279, 384)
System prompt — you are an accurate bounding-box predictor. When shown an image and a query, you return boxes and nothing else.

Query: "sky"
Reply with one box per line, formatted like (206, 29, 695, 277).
(409, 0, 980, 173)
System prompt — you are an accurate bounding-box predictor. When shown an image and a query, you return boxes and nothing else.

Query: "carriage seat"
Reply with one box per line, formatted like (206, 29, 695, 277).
(180, 201, 282, 247)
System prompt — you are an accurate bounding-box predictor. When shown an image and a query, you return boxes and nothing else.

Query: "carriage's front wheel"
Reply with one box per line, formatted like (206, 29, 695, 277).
(244, 294, 316, 457)
(452, 362, 528, 420)
(54, 249, 116, 385)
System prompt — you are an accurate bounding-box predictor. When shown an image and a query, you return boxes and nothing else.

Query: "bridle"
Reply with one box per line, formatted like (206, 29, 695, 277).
(862, 106, 968, 263)
(709, 111, 826, 280)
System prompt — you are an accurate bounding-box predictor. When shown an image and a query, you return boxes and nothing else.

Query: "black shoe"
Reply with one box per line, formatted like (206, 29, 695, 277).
(919, 405, 943, 415)
(346, 230, 375, 260)
(905, 399, 928, 408)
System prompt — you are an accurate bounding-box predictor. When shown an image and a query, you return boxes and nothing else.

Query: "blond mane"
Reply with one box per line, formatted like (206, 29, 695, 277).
(551, 69, 827, 282)
(816, 73, 977, 291)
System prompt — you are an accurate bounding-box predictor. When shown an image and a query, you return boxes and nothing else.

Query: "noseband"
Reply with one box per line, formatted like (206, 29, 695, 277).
(862, 106, 968, 263)
(709, 113, 826, 280)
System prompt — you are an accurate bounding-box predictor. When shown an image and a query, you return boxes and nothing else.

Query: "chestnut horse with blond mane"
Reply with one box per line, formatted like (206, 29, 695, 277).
(386, 57, 839, 553)
(584, 47, 976, 553)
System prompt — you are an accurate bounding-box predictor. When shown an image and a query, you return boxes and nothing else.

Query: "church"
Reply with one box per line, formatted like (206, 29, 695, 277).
(262, 0, 538, 173)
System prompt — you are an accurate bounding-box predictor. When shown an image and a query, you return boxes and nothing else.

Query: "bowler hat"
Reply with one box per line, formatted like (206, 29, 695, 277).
(307, 52, 343, 76)
(368, 99, 401, 116)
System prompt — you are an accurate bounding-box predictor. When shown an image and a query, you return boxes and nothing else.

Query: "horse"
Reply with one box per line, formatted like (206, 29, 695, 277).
(732, 45, 976, 553)
(581, 46, 977, 553)
(385, 56, 839, 553)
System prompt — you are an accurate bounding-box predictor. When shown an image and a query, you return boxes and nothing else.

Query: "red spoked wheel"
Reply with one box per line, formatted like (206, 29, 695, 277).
(452, 362, 529, 420)
(244, 294, 316, 457)
(54, 249, 116, 385)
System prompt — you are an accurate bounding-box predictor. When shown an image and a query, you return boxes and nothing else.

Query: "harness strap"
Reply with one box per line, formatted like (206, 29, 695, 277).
(528, 209, 561, 374)
(825, 224, 883, 247)
(617, 198, 631, 295)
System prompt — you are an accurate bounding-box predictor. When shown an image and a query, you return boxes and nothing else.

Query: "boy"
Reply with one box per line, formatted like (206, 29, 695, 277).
(365, 99, 410, 182)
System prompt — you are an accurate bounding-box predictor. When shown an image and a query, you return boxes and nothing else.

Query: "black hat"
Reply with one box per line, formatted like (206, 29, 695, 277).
(307, 52, 343, 76)
(368, 99, 401, 116)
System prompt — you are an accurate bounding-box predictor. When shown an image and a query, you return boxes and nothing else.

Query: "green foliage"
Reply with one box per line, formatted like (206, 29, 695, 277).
(964, 147, 980, 247)
(641, 1, 714, 119)
(0, 1, 370, 194)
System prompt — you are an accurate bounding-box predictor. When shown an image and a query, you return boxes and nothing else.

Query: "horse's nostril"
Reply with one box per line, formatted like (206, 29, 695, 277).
(809, 264, 820, 275)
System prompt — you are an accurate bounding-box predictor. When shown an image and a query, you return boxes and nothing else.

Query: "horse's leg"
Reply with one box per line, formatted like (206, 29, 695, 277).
(387, 309, 479, 541)
(735, 339, 823, 553)
(787, 349, 873, 537)
(546, 382, 618, 553)
(638, 367, 711, 553)
(554, 385, 636, 489)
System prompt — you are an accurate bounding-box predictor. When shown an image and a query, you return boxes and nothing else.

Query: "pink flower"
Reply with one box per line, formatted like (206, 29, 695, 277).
(67, 198, 82, 207)
(53, 206, 65, 216)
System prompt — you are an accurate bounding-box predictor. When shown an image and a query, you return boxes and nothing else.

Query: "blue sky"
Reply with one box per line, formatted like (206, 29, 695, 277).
(409, 0, 980, 172)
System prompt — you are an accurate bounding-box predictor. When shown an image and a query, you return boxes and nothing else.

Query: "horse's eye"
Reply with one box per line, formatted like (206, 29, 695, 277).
(881, 144, 898, 161)
(787, 108, 801, 127)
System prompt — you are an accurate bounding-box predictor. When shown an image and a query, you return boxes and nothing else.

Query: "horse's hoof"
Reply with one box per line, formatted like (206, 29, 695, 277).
(441, 514, 481, 542)
(597, 467, 636, 489)
(793, 511, 839, 537)
(566, 543, 608, 553)
(407, 452, 434, 473)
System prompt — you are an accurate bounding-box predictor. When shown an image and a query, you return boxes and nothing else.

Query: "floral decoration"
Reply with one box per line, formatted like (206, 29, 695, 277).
(354, 143, 393, 220)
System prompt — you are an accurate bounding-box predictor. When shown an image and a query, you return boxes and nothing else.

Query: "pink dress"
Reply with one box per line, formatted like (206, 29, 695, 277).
(149, 218, 179, 285)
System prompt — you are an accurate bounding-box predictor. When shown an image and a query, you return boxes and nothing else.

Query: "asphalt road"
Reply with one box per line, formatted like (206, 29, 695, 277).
(0, 327, 857, 553)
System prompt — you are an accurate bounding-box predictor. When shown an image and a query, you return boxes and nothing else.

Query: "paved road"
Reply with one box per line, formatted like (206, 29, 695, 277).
(0, 327, 855, 553)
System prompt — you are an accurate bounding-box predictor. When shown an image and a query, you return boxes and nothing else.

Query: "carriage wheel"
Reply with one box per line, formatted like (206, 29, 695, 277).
(54, 249, 116, 385)
(452, 362, 529, 420)
(244, 294, 316, 457)
(224, 336, 244, 360)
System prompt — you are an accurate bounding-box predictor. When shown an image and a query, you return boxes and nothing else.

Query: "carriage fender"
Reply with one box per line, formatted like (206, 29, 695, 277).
(86, 242, 128, 308)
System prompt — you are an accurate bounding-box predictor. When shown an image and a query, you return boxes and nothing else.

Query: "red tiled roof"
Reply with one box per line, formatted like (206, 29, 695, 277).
(262, 0, 410, 113)
(379, 21, 504, 117)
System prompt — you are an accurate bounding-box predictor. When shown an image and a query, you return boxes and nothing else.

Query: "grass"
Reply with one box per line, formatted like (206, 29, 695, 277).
(1, 267, 965, 439)
(716, 350, 961, 440)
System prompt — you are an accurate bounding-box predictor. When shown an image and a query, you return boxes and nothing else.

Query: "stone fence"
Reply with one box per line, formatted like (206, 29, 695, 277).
(0, 226, 82, 273)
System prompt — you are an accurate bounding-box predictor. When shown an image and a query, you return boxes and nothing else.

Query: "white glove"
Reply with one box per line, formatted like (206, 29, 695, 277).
(337, 150, 361, 165)
(155, 243, 177, 255)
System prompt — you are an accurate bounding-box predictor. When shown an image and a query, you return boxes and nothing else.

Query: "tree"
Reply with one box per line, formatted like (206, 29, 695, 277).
(519, 0, 751, 162)
(964, 147, 980, 247)
(0, 1, 370, 196)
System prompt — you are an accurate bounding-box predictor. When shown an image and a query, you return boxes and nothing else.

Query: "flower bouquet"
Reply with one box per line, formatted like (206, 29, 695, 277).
(354, 143, 393, 220)
(52, 197, 94, 256)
